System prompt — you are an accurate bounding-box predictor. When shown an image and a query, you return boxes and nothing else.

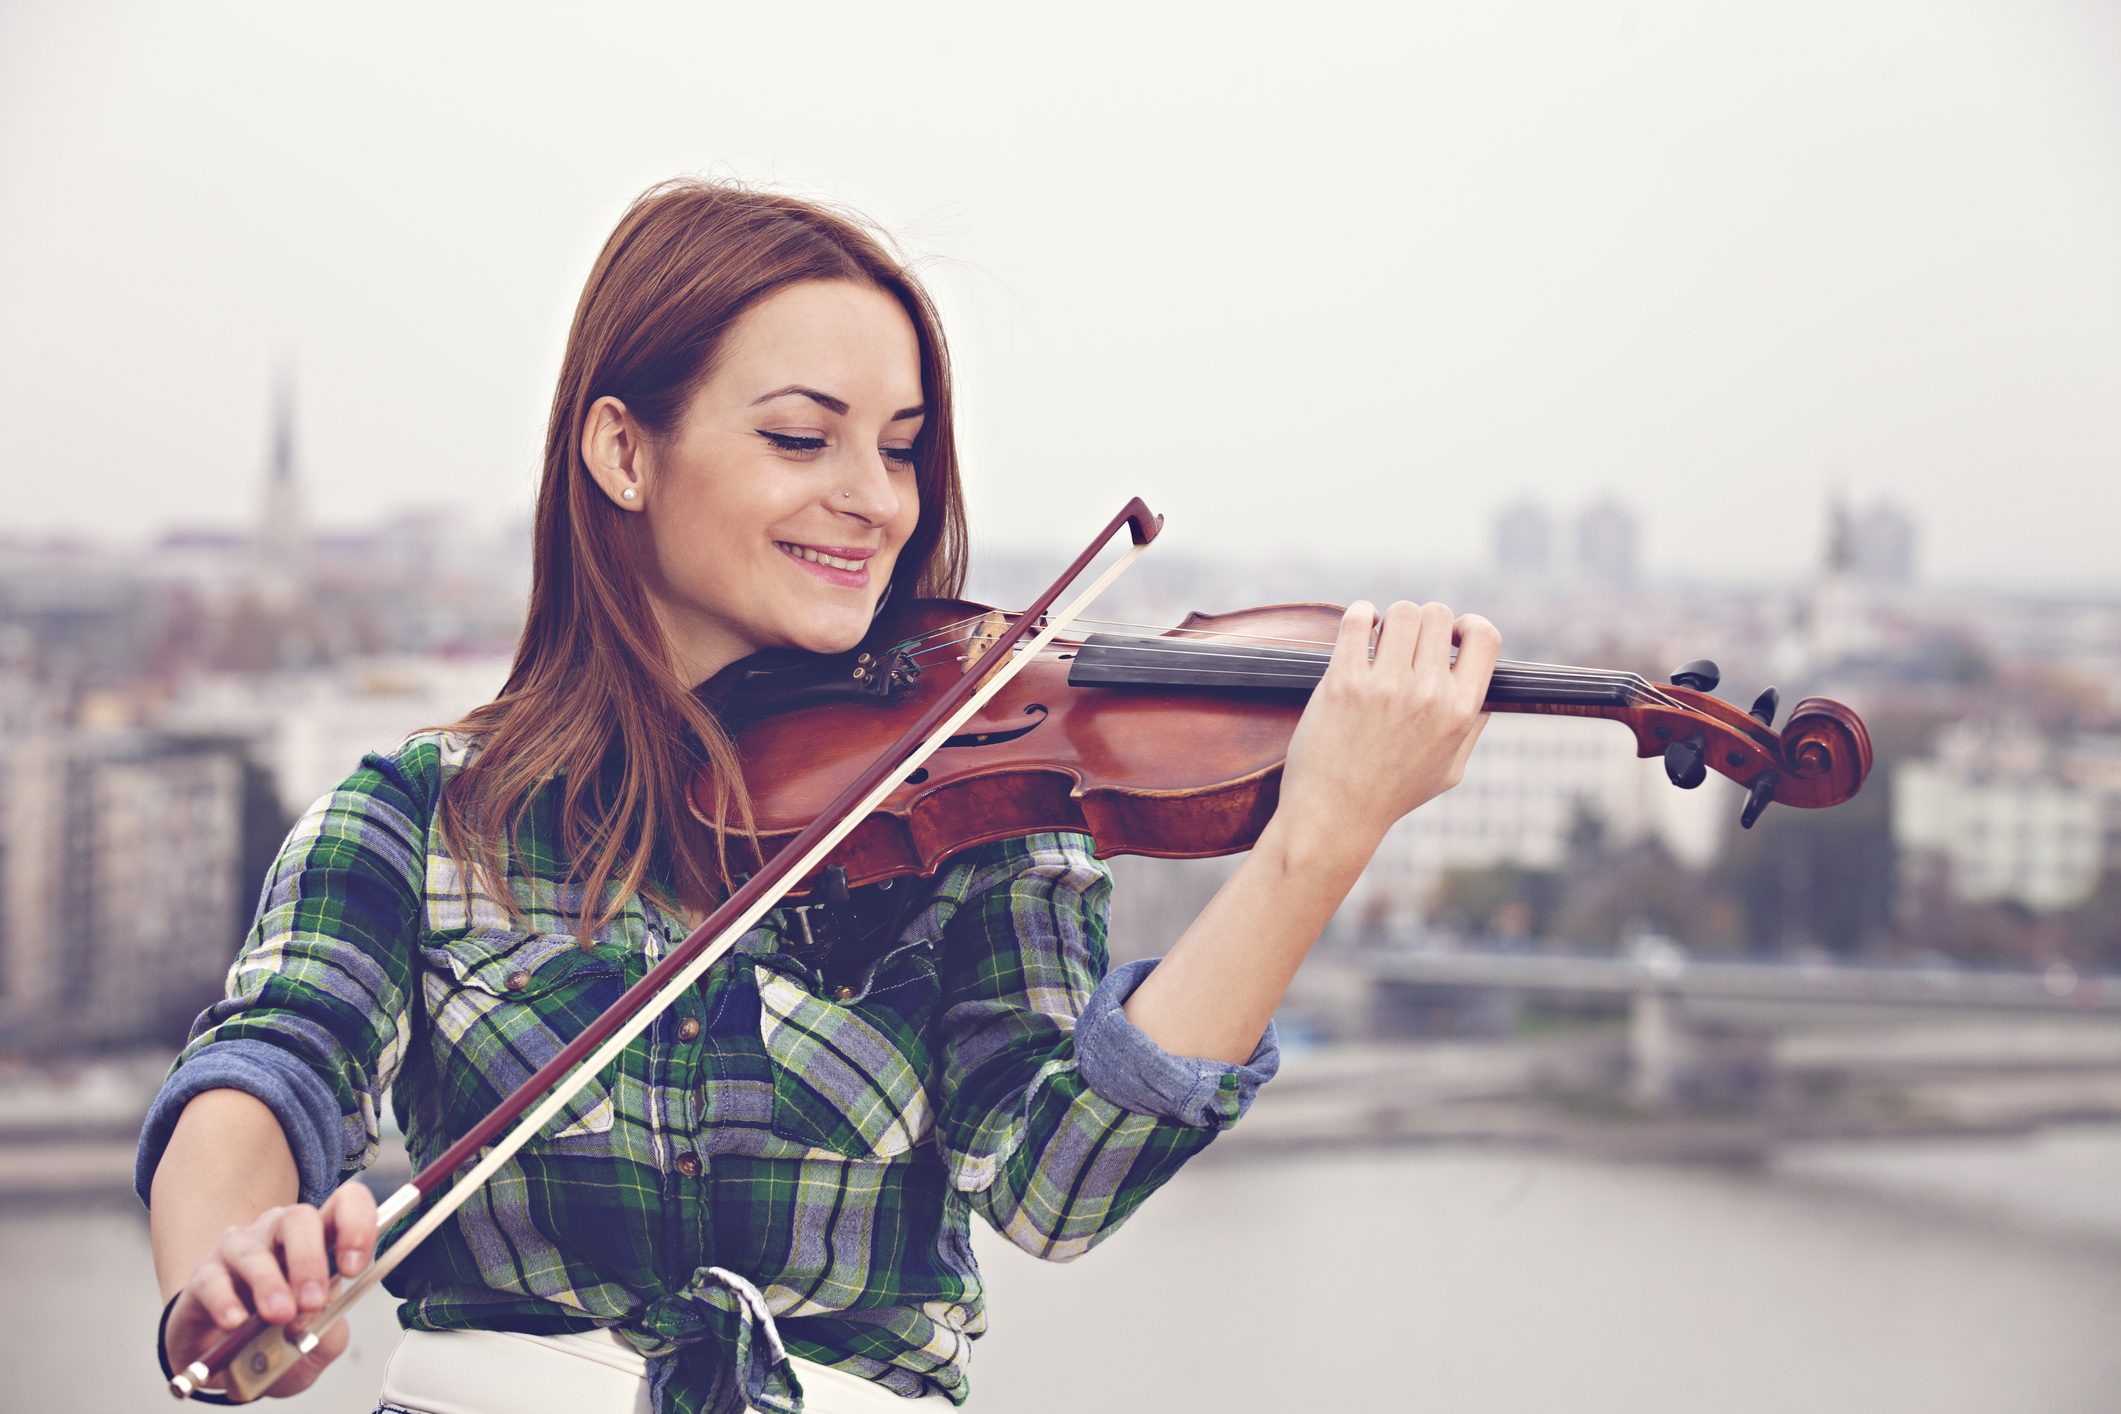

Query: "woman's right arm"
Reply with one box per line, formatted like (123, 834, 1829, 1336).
(138, 742, 446, 1397)
(150, 1089, 377, 1398)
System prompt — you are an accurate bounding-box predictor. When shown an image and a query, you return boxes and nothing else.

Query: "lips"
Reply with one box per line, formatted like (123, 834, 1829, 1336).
(774, 540, 875, 587)
(773, 542, 873, 571)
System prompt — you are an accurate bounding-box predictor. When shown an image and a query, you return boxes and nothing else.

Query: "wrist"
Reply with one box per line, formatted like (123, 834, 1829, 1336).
(1254, 811, 1379, 889)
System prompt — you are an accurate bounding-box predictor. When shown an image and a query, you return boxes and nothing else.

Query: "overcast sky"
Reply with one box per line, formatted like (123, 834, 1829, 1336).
(3, 1, 2118, 587)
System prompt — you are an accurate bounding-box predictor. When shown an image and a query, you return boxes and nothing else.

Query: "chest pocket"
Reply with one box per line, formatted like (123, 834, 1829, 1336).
(420, 929, 626, 1147)
(757, 966, 937, 1160)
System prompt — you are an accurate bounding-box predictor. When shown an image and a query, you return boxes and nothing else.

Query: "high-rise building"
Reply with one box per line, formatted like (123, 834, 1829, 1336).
(1574, 499, 1638, 588)
(0, 730, 250, 1049)
(1849, 502, 1916, 585)
(1824, 496, 1916, 585)
(1493, 501, 1551, 579)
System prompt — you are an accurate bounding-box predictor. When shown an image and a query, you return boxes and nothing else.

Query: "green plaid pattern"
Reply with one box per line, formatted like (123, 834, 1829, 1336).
(170, 733, 1223, 1412)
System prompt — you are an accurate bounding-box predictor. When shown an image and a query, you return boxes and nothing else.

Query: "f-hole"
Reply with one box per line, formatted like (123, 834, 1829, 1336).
(941, 703, 1049, 749)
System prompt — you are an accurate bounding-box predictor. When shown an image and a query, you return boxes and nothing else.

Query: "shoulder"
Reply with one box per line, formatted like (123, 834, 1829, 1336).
(301, 729, 482, 828)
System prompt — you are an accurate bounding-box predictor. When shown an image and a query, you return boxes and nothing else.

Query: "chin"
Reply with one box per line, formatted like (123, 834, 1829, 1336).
(783, 607, 880, 657)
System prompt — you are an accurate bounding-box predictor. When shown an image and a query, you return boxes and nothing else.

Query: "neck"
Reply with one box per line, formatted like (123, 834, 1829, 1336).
(1064, 633, 1663, 709)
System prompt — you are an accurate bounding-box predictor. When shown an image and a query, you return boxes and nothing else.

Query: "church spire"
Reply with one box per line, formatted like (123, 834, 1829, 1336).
(255, 365, 307, 611)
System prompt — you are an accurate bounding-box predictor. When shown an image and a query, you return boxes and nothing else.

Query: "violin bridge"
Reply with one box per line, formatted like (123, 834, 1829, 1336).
(961, 610, 1010, 675)
(220, 1322, 319, 1401)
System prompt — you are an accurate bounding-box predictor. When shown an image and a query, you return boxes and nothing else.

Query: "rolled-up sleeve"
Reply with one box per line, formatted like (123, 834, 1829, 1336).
(134, 1038, 346, 1207)
(928, 834, 1274, 1265)
(1071, 958, 1279, 1129)
(133, 745, 434, 1209)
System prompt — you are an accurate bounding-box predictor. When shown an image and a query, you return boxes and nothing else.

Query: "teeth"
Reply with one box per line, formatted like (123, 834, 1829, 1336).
(777, 542, 864, 572)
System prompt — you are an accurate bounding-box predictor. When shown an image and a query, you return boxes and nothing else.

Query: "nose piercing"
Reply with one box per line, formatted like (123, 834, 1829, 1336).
(843, 490, 852, 500)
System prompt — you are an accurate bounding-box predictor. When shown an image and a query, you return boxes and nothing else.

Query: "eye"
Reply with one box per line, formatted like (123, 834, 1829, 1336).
(757, 430, 826, 454)
(882, 444, 918, 468)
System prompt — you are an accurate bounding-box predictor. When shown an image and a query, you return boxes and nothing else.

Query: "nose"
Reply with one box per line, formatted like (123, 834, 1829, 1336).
(833, 445, 904, 525)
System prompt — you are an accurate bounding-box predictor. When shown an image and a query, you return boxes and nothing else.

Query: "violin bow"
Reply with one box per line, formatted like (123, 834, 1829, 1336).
(173, 497, 1164, 1401)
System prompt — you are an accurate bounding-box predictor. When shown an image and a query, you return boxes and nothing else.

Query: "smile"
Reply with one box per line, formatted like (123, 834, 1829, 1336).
(774, 542, 873, 572)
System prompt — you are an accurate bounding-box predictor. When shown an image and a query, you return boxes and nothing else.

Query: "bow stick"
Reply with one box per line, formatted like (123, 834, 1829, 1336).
(172, 497, 1164, 1401)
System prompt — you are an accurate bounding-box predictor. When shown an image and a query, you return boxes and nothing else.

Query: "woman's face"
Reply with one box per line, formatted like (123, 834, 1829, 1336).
(587, 279, 926, 684)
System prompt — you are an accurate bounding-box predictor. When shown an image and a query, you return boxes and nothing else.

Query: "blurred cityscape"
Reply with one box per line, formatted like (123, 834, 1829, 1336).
(5, 384, 2121, 1170)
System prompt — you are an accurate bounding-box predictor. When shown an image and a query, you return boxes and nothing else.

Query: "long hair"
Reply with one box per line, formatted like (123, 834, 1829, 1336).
(443, 180, 969, 936)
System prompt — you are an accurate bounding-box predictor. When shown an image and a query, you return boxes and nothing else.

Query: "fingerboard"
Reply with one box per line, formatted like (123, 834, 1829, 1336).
(1065, 634, 1661, 709)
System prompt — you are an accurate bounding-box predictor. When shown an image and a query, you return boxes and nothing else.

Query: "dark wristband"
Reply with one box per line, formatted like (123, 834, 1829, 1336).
(159, 1292, 239, 1406)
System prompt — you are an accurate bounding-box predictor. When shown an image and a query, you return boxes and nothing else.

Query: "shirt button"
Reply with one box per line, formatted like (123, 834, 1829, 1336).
(504, 971, 531, 992)
(677, 1018, 701, 1041)
(675, 1152, 702, 1178)
(834, 986, 856, 1001)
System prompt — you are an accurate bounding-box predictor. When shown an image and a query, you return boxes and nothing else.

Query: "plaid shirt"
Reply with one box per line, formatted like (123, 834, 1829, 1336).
(147, 733, 1267, 1413)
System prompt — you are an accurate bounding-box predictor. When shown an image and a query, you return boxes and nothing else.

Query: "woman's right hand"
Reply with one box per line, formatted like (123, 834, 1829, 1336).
(162, 1179, 378, 1399)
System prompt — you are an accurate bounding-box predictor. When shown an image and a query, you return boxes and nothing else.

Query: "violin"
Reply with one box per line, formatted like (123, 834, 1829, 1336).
(705, 599, 1872, 896)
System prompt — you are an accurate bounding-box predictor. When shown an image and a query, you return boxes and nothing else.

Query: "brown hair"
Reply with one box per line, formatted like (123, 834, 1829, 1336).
(444, 180, 968, 936)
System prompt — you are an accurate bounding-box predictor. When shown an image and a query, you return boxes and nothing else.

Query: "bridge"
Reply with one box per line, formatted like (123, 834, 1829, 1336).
(1364, 946, 2114, 1104)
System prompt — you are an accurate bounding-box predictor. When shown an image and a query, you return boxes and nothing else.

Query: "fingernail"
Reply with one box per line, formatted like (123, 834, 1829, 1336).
(340, 1247, 368, 1275)
(223, 1306, 245, 1326)
(268, 1295, 294, 1320)
(300, 1281, 325, 1307)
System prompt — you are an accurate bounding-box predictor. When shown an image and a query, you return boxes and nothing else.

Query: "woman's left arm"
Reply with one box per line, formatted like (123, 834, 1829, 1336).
(1121, 601, 1498, 1063)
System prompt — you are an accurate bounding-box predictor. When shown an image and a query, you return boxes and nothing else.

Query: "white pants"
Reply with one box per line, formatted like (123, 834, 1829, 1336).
(378, 1327, 947, 1413)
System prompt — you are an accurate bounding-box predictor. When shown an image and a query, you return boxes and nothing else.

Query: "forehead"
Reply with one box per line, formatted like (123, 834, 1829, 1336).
(714, 280, 922, 396)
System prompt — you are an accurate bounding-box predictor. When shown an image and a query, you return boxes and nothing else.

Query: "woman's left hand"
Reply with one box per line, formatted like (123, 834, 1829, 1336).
(1272, 599, 1500, 867)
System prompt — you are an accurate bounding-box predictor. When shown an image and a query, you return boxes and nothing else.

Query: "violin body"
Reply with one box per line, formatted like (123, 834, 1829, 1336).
(697, 597, 1874, 896)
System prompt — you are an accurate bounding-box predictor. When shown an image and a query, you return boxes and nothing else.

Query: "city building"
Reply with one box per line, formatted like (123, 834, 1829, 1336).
(1893, 720, 2104, 912)
(1344, 711, 1729, 935)
(0, 729, 252, 1050)
(1493, 501, 1552, 579)
(1573, 499, 1638, 588)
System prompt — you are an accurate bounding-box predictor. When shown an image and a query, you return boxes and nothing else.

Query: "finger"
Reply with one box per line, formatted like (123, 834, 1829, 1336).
(222, 1226, 299, 1326)
(1450, 613, 1502, 702)
(1372, 600, 1424, 679)
(186, 1263, 254, 1334)
(1328, 601, 1376, 678)
(273, 1204, 332, 1314)
(1409, 602, 1455, 683)
(322, 1179, 379, 1277)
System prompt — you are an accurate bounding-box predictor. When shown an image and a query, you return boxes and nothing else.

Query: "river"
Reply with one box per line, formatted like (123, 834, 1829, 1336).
(14, 1128, 2121, 1412)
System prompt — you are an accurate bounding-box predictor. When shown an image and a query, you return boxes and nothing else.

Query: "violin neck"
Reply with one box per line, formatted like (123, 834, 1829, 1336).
(1065, 633, 1665, 710)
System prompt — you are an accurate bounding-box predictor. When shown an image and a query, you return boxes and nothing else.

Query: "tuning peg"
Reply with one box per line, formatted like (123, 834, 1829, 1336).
(1664, 732, 1708, 789)
(1671, 659, 1720, 693)
(1748, 686, 1780, 728)
(1740, 771, 1778, 829)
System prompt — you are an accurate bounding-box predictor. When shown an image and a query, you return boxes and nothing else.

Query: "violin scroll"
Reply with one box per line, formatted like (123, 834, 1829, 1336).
(1768, 697, 1873, 811)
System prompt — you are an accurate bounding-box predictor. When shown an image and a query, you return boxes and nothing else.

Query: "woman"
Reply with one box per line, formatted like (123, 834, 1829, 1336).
(139, 181, 1498, 1413)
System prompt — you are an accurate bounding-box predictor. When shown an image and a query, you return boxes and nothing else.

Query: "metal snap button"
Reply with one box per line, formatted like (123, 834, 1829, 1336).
(677, 1018, 701, 1041)
(675, 1152, 702, 1178)
(504, 970, 531, 992)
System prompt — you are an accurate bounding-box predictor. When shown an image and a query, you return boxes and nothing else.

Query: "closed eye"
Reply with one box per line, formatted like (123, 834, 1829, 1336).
(758, 430, 826, 453)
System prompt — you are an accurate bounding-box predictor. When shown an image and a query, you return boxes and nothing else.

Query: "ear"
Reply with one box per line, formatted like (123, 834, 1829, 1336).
(581, 396, 647, 511)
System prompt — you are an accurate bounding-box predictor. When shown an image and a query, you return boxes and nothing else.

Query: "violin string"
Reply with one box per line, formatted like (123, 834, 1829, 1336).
(897, 636, 1685, 710)
(881, 613, 1692, 711)
(999, 659, 1685, 711)
(895, 623, 1670, 691)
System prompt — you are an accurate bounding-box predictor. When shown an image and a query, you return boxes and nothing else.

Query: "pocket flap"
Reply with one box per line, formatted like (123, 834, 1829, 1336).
(757, 971, 933, 1159)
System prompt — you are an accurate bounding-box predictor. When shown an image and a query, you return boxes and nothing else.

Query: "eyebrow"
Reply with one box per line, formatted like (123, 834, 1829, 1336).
(751, 384, 926, 422)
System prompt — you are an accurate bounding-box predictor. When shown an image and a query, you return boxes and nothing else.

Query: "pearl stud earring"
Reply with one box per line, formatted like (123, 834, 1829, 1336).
(622, 488, 637, 501)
